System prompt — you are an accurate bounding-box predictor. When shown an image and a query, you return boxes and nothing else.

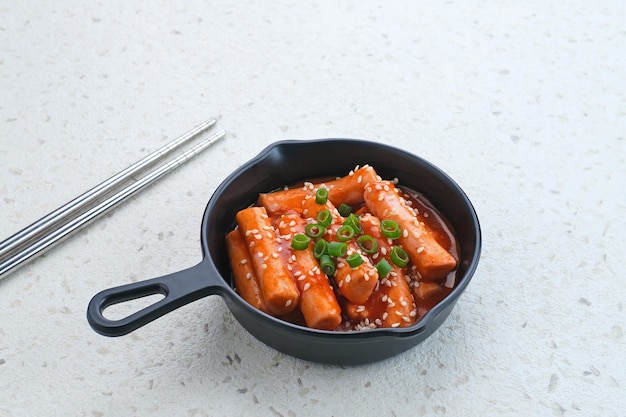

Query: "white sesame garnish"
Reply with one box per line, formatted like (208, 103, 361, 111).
(402, 229, 409, 238)
(272, 253, 279, 259)
(356, 305, 365, 313)
(345, 274, 351, 283)
(246, 272, 252, 280)
(303, 283, 311, 291)
(285, 300, 292, 307)
(417, 246, 425, 253)
(240, 259, 247, 265)
(257, 252, 263, 258)
(391, 323, 400, 328)
(261, 264, 267, 269)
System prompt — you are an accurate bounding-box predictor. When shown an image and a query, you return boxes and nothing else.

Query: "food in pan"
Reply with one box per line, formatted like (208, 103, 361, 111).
(226, 165, 459, 331)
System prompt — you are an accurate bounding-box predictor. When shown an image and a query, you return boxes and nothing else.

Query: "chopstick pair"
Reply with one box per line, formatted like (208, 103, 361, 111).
(0, 119, 226, 280)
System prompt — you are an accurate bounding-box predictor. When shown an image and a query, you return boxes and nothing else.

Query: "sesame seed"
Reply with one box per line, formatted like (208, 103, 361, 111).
(378, 195, 384, 201)
(375, 319, 382, 326)
(279, 221, 286, 229)
(375, 184, 382, 190)
(285, 300, 292, 307)
(382, 312, 388, 320)
(246, 272, 252, 280)
(287, 264, 293, 271)
(356, 305, 365, 312)
(402, 316, 411, 323)
(294, 271, 302, 277)
(391, 323, 400, 328)
(261, 264, 267, 269)
(303, 283, 311, 291)
(257, 252, 263, 258)
(272, 253, 279, 259)
(249, 241, 256, 248)
(424, 212, 429, 218)
(402, 229, 409, 238)
(298, 275, 305, 281)
(395, 310, 402, 316)
(240, 259, 247, 265)
(383, 184, 389, 191)
(266, 232, 273, 238)
(261, 214, 268, 219)
(338, 280, 344, 288)
(381, 295, 388, 302)
(345, 275, 351, 283)
(357, 175, 362, 184)
(417, 246, 425, 253)
(303, 209, 308, 216)
(254, 234, 262, 240)
(245, 230, 253, 236)
(278, 246, 283, 252)
(381, 247, 387, 255)
(366, 186, 372, 193)
(409, 310, 417, 317)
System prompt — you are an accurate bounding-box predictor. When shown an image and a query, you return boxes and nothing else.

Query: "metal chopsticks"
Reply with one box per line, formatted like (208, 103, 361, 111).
(0, 120, 226, 280)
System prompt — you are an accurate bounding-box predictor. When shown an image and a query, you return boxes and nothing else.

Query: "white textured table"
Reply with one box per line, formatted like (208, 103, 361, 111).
(1, 1, 624, 416)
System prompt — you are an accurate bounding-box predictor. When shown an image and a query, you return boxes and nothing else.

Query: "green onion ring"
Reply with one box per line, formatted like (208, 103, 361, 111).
(346, 253, 364, 268)
(380, 219, 401, 239)
(343, 213, 362, 234)
(305, 223, 326, 239)
(315, 188, 328, 204)
(390, 245, 409, 267)
(316, 209, 332, 228)
(320, 254, 336, 276)
(357, 235, 378, 254)
(337, 203, 352, 217)
(336, 225, 355, 242)
(376, 258, 392, 278)
(327, 241, 347, 257)
(313, 239, 328, 259)
(291, 234, 310, 250)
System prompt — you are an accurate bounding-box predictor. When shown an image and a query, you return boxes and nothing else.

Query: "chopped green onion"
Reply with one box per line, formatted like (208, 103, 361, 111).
(338, 203, 352, 217)
(376, 258, 392, 278)
(346, 253, 364, 268)
(291, 234, 310, 250)
(316, 209, 332, 228)
(380, 219, 401, 239)
(357, 235, 378, 254)
(343, 213, 362, 234)
(320, 255, 336, 276)
(313, 239, 328, 259)
(390, 246, 409, 267)
(305, 223, 326, 239)
(315, 188, 329, 204)
(328, 241, 347, 257)
(336, 225, 355, 242)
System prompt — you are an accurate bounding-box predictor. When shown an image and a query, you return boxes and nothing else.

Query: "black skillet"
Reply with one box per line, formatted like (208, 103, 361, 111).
(87, 139, 481, 365)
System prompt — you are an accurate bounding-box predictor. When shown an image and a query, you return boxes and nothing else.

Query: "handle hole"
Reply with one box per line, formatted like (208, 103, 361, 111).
(102, 293, 166, 321)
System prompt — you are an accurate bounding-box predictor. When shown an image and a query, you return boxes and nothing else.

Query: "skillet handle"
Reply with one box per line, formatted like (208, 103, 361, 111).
(87, 260, 221, 336)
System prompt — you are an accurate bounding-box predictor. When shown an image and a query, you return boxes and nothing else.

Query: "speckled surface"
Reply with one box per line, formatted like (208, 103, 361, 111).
(1, 1, 624, 416)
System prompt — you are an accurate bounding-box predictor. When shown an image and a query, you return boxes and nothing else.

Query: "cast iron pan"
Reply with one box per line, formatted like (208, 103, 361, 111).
(87, 139, 481, 365)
